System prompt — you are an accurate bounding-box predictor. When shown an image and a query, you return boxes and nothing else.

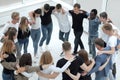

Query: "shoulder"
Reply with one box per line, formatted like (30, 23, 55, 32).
(56, 58, 68, 67)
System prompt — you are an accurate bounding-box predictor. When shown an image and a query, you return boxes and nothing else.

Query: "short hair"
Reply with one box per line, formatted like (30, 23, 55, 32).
(91, 9, 97, 15)
(94, 38, 104, 47)
(19, 53, 32, 67)
(74, 3, 81, 8)
(56, 4, 62, 9)
(102, 23, 113, 31)
(11, 12, 19, 19)
(8, 27, 17, 41)
(62, 41, 71, 51)
(44, 4, 50, 11)
(40, 51, 53, 65)
(34, 8, 42, 14)
(100, 12, 108, 19)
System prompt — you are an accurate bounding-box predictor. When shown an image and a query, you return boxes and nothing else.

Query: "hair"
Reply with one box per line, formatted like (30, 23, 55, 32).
(56, 4, 62, 9)
(19, 16, 29, 31)
(74, 3, 81, 8)
(62, 41, 71, 51)
(8, 27, 17, 41)
(1, 40, 14, 54)
(78, 49, 91, 65)
(91, 9, 97, 15)
(100, 12, 107, 19)
(40, 51, 53, 65)
(102, 23, 113, 31)
(19, 53, 32, 67)
(33, 8, 42, 18)
(94, 38, 105, 47)
(11, 12, 19, 19)
(44, 4, 50, 11)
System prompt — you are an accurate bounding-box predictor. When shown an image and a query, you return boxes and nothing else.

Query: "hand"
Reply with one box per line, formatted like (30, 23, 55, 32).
(97, 51, 103, 55)
(90, 59, 95, 64)
(0, 53, 9, 60)
(81, 71, 87, 76)
(65, 69, 70, 74)
(17, 67, 26, 73)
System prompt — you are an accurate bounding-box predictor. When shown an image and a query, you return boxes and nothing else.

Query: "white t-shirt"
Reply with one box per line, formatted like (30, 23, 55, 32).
(31, 17, 41, 29)
(53, 11, 71, 33)
(107, 36, 117, 63)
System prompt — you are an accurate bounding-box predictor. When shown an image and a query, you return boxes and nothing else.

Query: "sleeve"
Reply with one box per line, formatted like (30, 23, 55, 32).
(21, 72, 33, 78)
(25, 66, 40, 73)
(87, 56, 102, 75)
(50, 6, 55, 11)
(1, 61, 17, 70)
(0, 23, 9, 37)
(77, 56, 84, 66)
(109, 36, 117, 47)
(69, 10, 73, 15)
(50, 61, 71, 73)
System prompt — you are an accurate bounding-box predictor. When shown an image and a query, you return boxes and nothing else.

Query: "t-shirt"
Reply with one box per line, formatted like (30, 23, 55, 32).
(69, 10, 88, 32)
(56, 56, 84, 80)
(31, 17, 41, 29)
(40, 6, 55, 25)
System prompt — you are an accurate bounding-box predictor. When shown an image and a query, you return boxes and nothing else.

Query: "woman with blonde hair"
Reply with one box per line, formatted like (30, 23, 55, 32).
(17, 16, 30, 54)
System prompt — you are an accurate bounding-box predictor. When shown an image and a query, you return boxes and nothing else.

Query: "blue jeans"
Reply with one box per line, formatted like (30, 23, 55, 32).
(18, 38, 29, 54)
(2, 72, 15, 80)
(73, 30, 84, 54)
(88, 36, 98, 58)
(39, 22, 53, 46)
(59, 30, 70, 42)
(31, 28, 40, 55)
(15, 42, 21, 59)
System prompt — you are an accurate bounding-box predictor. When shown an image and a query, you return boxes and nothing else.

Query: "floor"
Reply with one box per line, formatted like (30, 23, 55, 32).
(0, 6, 120, 80)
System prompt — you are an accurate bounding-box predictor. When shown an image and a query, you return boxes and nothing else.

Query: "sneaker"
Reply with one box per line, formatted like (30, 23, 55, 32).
(45, 45, 49, 50)
(39, 46, 43, 52)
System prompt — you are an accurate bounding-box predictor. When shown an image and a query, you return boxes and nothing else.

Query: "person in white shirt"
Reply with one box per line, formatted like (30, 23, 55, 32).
(52, 4, 71, 42)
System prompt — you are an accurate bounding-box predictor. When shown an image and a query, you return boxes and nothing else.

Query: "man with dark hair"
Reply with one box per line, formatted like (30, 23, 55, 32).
(88, 9, 101, 58)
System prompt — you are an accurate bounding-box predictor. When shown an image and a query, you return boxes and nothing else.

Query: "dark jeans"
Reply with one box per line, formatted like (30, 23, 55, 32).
(59, 30, 70, 42)
(73, 30, 84, 54)
(88, 36, 98, 58)
(2, 72, 15, 80)
(39, 22, 53, 46)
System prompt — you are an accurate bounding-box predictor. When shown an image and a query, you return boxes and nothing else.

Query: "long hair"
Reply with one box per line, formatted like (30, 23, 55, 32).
(40, 51, 53, 65)
(78, 49, 91, 65)
(19, 53, 32, 67)
(19, 16, 29, 31)
(1, 40, 14, 54)
(8, 27, 17, 41)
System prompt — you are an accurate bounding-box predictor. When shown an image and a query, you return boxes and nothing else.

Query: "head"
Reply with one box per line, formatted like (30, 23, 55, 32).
(102, 23, 113, 35)
(90, 9, 97, 19)
(62, 41, 71, 52)
(1, 40, 15, 53)
(40, 51, 53, 65)
(56, 4, 62, 12)
(94, 38, 105, 51)
(8, 27, 17, 41)
(78, 49, 90, 65)
(99, 12, 108, 23)
(73, 3, 81, 14)
(44, 4, 50, 12)
(11, 12, 20, 23)
(19, 16, 29, 31)
(34, 8, 42, 17)
(19, 53, 32, 67)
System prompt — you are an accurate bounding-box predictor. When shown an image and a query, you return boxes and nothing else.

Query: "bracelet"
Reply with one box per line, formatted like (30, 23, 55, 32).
(39, 65, 43, 70)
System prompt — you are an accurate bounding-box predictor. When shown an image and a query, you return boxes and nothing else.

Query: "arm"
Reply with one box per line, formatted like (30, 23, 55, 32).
(98, 47, 115, 54)
(50, 61, 71, 73)
(28, 11, 35, 24)
(21, 72, 33, 78)
(65, 69, 80, 80)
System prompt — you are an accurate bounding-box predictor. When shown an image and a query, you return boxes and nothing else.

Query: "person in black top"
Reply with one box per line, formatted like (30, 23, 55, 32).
(69, 3, 88, 55)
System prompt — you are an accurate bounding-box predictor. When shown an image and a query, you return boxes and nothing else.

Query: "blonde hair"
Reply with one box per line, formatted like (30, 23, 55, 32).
(11, 12, 19, 19)
(40, 51, 53, 65)
(1, 40, 14, 54)
(102, 23, 113, 31)
(19, 16, 29, 31)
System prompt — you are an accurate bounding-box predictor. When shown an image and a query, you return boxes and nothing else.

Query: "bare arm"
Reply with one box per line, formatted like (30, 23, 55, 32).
(98, 47, 115, 54)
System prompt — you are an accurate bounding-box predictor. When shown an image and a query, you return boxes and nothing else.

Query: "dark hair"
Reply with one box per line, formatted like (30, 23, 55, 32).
(78, 49, 91, 65)
(34, 8, 42, 14)
(62, 41, 71, 51)
(44, 4, 50, 11)
(91, 9, 97, 15)
(56, 4, 62, 9)
(94, 38, 104, 47)
(100, 12, 107, 19)
(74, 3, 81, 8)
(8, 27, 17, 41)
(19, 53, 32, 67)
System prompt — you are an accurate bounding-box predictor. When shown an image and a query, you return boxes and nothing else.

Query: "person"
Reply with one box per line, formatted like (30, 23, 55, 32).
(69, 3, 88, 55)
(17, 16, 30, 54)
(88, 9, 101, 58)
(53, 4, 71, 42)
(29, 8, 42, 58)
(29, 4, 55, 51)
(38, 51, 73, 80)
(98, 23, 117, 79)
(0, 40, 16, 80)
(87, 38, 114, 80)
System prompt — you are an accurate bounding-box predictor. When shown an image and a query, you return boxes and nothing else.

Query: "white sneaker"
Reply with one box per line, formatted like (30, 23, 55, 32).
(39, 46, 43, 52)
(45, 45, 49, 50)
